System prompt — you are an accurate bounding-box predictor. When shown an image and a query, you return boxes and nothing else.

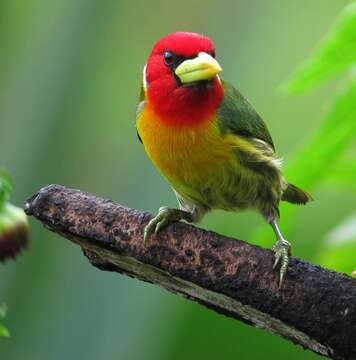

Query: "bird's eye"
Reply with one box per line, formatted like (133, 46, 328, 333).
(163, 51, 176, 66)
(211, 49, 216, 58)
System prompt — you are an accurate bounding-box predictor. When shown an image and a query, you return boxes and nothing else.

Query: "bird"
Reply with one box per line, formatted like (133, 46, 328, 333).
(136, 32, 311, 287)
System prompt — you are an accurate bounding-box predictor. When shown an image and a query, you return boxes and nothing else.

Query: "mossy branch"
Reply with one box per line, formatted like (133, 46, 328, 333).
(24, 185, 356, 360)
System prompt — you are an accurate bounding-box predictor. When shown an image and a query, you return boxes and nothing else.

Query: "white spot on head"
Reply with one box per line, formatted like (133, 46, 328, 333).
(143, 64, 148, 90)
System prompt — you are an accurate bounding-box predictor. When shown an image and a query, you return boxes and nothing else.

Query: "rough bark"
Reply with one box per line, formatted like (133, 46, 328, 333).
(24, 184, 356, 360)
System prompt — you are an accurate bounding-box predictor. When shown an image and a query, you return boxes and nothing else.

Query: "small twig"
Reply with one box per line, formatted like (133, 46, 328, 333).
(24, 184, 356, 360)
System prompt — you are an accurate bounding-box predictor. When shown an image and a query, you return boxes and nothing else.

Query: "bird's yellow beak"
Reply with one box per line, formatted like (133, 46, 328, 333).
(175, 52, 222, 84)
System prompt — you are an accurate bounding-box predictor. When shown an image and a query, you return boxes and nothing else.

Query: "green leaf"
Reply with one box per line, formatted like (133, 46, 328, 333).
(0, 304, 9, 338)
(0, 303, 7, 318)
(0, 325, 10, 338)
(281, 1, 356, 94)
(284, 78, 356, 187)
(0, 169, 12, 209)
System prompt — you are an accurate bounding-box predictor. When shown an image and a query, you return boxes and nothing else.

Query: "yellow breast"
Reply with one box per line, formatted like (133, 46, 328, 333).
(136, 104, 239, 192)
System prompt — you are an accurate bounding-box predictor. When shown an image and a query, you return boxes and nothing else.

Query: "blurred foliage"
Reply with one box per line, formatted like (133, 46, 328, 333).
(327, 154, 356, 188)
(279, 0, 356, 274)
(0, 304, 9, 338)
(318, 213, 356, 273)
(0, 169, 12, 209)
(0, 169, 29, 262)
(253, 1, 356, 276)
(281, 1, 356, 94)
(0, 170, 11, 337)
(0, 202, 29, 262)
(0, 169, 29, 336)
(0, 0, 354, 359)
(252, 78, 356, 247)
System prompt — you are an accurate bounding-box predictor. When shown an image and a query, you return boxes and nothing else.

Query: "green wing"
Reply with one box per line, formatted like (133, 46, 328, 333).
(217, 80, 275, 150)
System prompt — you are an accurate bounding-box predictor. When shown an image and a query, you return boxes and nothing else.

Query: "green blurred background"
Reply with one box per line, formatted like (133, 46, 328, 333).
(0, 0, 354, 359)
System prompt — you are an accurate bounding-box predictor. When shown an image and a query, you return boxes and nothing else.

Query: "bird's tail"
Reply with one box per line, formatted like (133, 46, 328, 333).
(282, 183, 312, 205)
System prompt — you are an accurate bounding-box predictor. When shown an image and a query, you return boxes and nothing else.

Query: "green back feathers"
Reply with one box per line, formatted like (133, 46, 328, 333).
(217, 80, 312, 206)
(217, 80, 275, 150)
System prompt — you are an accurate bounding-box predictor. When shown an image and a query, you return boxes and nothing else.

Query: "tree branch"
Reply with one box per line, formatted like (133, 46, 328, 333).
(24, 184, 356, 360)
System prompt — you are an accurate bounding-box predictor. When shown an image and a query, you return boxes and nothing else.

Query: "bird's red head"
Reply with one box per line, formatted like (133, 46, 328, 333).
(144, 32, 224, 127)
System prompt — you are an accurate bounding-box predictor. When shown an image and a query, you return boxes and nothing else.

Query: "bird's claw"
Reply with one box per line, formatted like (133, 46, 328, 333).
(144, 207, 185, 245)
(272, 239, 291, 288)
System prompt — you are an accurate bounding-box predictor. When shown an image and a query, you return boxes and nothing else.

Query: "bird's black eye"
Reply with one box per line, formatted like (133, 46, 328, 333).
(211, 49, 216, 58)
(163, 50, 176, 66)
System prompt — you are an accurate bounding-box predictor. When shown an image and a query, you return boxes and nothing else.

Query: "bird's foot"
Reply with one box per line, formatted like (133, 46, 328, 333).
(272, 239, 291, 288)
(144, 207, 192, 245)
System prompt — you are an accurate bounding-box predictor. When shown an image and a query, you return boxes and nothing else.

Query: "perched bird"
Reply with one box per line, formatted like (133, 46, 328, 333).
(136, 32, 311, 286)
